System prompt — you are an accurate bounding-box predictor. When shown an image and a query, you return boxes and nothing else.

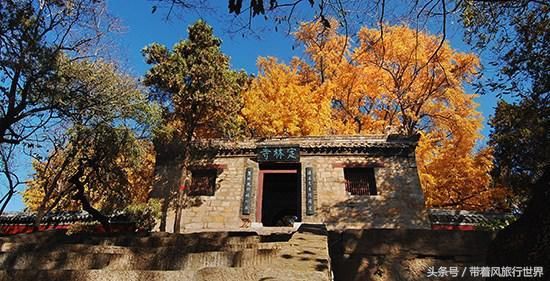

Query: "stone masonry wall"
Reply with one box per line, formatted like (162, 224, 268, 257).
(300, 155, 429, 229)
(329, 229, 495, 281)
(178, 157, 250, 232)
(154, 157, 252, 232)
(156, 152, 429, 232)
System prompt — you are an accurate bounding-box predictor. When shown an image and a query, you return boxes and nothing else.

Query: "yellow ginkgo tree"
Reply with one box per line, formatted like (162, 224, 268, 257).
(242, 20, 510, 211)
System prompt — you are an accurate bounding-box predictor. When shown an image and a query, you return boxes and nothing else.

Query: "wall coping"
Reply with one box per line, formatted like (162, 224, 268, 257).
(192, 134, 420, 158)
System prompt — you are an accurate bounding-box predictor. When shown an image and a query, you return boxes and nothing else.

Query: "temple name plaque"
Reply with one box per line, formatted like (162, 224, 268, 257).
(257, 146, 300, 162)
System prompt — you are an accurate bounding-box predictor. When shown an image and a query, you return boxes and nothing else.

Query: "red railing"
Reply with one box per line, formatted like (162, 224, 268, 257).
(0, 223, 135, 235)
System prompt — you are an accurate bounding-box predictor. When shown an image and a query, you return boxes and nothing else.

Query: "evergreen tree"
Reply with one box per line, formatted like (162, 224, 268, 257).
(143, 20, 248, 232)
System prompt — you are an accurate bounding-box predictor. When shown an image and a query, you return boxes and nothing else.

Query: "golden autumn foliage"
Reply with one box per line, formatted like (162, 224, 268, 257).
(242, 57, 333, 136)
(242, 21, 510, 211)
(23, 140, 155, 212)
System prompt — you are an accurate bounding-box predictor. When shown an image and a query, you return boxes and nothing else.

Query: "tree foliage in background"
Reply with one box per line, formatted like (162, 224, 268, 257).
(22, 59, 158, 230)
(243, 20, 509, 211)
(460, 1, 549, 202)
(242, 57, 333, 136)
(123, 198, 162, 232)
(0, 0, 115, 145)
(142, 20, 249, 232)
(38, 124, 148, 230)
(23, 138, 154, 213)
(486, 97, 549, 275)
(461, 1, 548, 97)
(0, 0, 116, 214)
(489, 100, 548, 208)
(459, 0, 549, 271)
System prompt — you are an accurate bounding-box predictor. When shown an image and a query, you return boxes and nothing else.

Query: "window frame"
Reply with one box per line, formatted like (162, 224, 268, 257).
(188, 168, 218, 196)
(343, 167, 378, 196)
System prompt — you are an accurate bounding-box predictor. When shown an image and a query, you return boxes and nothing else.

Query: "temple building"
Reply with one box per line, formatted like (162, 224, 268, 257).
(152, 134, 429, 232)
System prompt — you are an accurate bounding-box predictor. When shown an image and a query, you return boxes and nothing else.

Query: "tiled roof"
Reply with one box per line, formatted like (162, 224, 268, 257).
(0, 212, 131, 225)
(429, 209, 515, 226)
(196, 134, 419, 156)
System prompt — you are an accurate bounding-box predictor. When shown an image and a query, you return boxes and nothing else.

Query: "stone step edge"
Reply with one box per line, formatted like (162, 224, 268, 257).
(0, 241, 286, 254)
(0, 248, 282, 270)
(0, 267, 330, 281)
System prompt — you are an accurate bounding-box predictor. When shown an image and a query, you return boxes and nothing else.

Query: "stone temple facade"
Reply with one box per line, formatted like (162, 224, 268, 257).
(152, 135, 429, 232)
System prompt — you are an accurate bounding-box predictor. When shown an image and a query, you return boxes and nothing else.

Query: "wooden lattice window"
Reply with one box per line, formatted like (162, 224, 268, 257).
(189, 169, 217, 196)
(344, 167, 377, 196)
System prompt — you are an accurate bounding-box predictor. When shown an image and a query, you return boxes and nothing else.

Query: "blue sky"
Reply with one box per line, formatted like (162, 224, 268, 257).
(106, 0, 499, 137)
(3, 0, 501, 212)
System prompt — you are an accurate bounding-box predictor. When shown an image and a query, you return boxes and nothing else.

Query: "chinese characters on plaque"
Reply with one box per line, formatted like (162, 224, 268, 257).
(257, 146, 300, 162)
(241, 168, 253, 216)
(305, 167, 315, 215)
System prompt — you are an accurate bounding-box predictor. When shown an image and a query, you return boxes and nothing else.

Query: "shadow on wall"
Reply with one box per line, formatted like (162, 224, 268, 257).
(318, 196, 428, 230)
(329, 229, 495, 281)
(152, 162, 205, 232)
(317, 170, 429, 230)
(151, 142, 223, 232)
(313, 171, 492, 280)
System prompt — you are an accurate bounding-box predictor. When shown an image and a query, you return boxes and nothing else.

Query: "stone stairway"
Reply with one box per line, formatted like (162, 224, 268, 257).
(0, 224, 331, 281)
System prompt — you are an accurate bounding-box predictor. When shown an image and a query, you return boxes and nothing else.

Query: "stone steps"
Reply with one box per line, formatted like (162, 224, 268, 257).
(0, 248, 280, 270)
(0, 269, 194, 281)
(0, 240, 286, 254)
(0, 224, 332, 281)
(0, 231, 264, 248)
(0, 267, 328, 281)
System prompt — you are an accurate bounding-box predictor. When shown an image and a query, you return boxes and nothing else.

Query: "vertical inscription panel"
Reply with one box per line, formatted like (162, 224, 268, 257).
(241, 167, 253, 216)
(305, 167, 315, 216)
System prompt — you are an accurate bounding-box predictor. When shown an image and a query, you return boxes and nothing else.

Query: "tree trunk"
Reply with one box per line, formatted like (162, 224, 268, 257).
(173, 142, 191, 233)
(75, 187, 112, 233)
(0, 155, 17, 216)
(159, 189, 169, 232)
(34, 149, 77, 229)
(34, 192, 68, 230)
(173, 109, 197, 233)
(0, 189, 14, 217)
(152, 141, 181, 232)
(173, 182, 184, 233)
(70, 166, 111, 233)
(33, 205, 47, 230)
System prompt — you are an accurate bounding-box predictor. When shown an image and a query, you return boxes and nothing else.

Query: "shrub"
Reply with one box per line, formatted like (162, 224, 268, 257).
(66, 222, 97, 235)
(477, 215, 518, 231)
(123, 199, 162, 232)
